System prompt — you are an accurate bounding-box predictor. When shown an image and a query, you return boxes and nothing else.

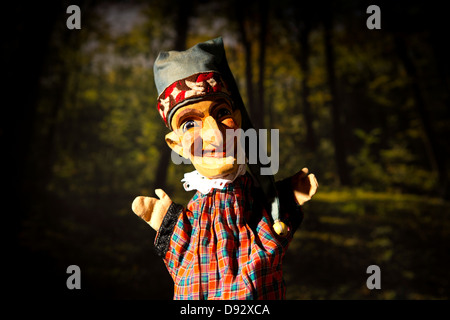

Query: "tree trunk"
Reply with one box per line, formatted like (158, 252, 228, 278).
(236, 3, 257, 127)
(153, 0, 191, 190)
(298, 19, 317, 152)
(323, 11, 351, 186)
(257, 0, 268, 130)
(394, 34, 448, 197)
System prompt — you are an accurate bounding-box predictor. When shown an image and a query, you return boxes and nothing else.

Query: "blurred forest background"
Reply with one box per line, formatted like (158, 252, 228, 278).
(3, 0, 449, 299)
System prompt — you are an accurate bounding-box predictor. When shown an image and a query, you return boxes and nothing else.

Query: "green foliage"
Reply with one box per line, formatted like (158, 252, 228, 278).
(285, 190, 450, 299)
(348, 128, 438, 193)
(348, 128, 387, 190)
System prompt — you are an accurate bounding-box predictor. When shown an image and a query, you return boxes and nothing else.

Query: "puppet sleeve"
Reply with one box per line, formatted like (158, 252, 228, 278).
(153, 200, 196, 279)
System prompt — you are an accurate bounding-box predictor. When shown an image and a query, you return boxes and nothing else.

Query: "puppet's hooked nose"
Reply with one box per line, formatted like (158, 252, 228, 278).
(201, 116, 223, 146)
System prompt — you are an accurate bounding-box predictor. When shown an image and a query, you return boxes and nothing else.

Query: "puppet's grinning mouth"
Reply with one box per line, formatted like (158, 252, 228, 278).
(202, 150, 227, 158)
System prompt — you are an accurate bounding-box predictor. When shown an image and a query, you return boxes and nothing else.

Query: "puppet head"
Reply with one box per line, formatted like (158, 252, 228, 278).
(154, 38, 247, 179)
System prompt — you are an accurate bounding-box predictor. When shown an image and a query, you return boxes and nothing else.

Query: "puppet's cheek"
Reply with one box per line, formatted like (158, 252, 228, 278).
(181, 131, 195, 146)
(181, 134, 202, 158)
(221, 118, 240, 129)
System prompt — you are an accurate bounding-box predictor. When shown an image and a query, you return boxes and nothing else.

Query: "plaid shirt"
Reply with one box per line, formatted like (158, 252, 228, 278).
(154, 173, 303, 300)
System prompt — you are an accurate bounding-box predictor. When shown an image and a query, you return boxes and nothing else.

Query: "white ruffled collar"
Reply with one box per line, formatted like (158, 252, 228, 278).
(181, 164, 247, 194)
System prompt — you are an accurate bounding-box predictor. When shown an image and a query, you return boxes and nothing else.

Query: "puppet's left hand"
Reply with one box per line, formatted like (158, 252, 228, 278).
(291, 168, 318, 206)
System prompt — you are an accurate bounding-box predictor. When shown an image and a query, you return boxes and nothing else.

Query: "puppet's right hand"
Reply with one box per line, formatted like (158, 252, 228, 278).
(131, 189, 172, 231)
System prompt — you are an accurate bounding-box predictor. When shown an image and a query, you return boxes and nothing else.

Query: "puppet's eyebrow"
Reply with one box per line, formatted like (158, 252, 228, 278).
(174, 99, 232, 129)
(209, 99, 232, 113)
(175, 108, 204, 128)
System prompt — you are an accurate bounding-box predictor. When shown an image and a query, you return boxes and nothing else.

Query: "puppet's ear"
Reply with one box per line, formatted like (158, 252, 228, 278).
(165, 131, 187, 158)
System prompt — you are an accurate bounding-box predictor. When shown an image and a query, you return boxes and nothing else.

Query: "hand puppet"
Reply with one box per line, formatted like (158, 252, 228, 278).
(132, 37, 318, 300)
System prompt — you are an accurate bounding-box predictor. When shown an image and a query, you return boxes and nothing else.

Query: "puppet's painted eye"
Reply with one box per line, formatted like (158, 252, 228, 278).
(182, 119, 198, 132)
(216, 108, 231, 119)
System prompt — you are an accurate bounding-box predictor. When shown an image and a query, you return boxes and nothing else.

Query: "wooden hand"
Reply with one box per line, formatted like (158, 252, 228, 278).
(131, 189, 172, 231)
(291, 168, 319, 206)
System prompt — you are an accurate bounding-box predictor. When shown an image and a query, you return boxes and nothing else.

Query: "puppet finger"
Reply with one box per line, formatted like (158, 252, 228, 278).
(132, 196, 157, 222)
(155, 189, 172, 205)
(295, 167, 309, 179)
(155, 189, 167, 200)
(308, 174, 319, 197)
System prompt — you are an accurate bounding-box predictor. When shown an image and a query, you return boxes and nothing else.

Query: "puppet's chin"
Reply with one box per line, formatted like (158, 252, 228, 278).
(191, 156, 240, 179)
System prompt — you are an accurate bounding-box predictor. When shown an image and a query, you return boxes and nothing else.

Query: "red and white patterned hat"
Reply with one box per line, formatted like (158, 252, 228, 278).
(156, 72, 231, 128)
